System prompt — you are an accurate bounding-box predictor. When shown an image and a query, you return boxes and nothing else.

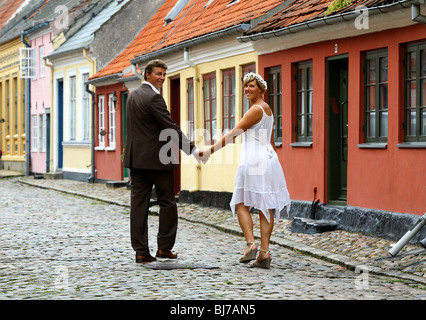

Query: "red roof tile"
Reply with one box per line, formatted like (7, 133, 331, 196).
(90, 0, 284, 81)
(0, 0, 25, 29)
(246, 0, 405, 35)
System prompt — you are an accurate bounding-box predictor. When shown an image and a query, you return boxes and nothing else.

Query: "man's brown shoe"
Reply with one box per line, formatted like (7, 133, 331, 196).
(135, 253, 156, 263)
(156, 250, 177, 259)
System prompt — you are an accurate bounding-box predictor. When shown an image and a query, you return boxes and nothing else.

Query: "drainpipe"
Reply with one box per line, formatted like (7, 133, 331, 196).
(131, 64, 144, 80)
(21, 31, 31, 176)
(44, 57, 54, 173)
(184, 47, 201, 193)
(411, 2, 426, 24)
(83, 49, 96, 183)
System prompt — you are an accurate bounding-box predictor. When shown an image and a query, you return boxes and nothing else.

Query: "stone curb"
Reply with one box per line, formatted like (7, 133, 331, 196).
(19, 179, 426, 286)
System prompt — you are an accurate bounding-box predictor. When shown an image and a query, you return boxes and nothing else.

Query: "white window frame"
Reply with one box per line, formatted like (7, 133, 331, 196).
(107, 93, 116, 150)
(20, 48, 36, 79)
(97, 95, 105, 149)
(32, 115, 38, 152)
(69, 75, 77, 141)
(39, 45, 45, 78)
(81, 73, 90, 141)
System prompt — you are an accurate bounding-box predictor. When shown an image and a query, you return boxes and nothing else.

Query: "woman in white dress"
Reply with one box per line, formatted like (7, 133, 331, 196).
(199, 73, 290, 269)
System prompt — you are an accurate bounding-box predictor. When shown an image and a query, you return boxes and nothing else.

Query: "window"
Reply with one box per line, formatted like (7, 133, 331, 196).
(267, 66, 282, 144)
(242, 63, 256, 115)
(82, 73, 90, 141)
(404, 42, 426, 142)
(187, 78, 194, 143)
(98, 95, 105, 148)
(222, 68, 235, 133)
(164, 0, 190, 24)
(203, 72, 216, 143)
(19, 47, 36, 79)
(39, 45, 45, 78)
(364, 50, 388, 142)
(108, 93, 116, 149)
(13, 78, 17, 135)
(295, 61, 313, 143)
(69, 75, 76, 140)
(32, 115, 38, 151)
(5, 80, 9, 135)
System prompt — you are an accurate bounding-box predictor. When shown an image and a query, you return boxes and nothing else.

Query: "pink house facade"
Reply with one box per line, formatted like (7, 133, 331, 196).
(28, 24, 53, 174)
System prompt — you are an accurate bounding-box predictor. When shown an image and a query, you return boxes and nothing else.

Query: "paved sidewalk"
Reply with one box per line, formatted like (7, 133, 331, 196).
(15, 176, 426, 286)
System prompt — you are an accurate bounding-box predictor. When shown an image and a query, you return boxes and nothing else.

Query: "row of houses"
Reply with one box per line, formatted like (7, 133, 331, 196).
(1, 0, 425, 238)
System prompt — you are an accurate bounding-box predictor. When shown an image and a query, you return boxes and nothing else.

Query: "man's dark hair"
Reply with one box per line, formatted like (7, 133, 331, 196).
(144, 59, 168, 80)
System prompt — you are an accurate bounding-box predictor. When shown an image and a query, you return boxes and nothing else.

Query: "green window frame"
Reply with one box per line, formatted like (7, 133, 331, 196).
(266, 66, 282, 144)
(364, 50, 388, 143)
(404, 41, 426, 142)
(295, 61, 313, 143)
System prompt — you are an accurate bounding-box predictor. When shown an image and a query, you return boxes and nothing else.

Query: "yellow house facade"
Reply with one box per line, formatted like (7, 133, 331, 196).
(0, 37, 26, 172)
(49, 51, 94, 180)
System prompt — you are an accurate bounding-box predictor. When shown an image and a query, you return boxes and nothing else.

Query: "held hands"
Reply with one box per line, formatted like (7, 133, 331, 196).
(198, 146, 213, 164)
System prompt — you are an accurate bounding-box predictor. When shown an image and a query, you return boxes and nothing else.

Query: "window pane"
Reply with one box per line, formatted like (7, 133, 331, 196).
(204, 101, 210, 120)
(380, 56, 388, 82)
(298, 115, 305, 137)
(421, 108, 426, 136)
(408, 51, 417, 79)
(204, 80, 209, 99)
(308, 115, 313, 137)
(409, 81, 417, 107)
(224, 75, 229, 95)
(367, 59, 376, 83)
(407, 110, 416, 136)
(380, 111, 388, 137)
(380, 84, 388, 109)
(368, 112, 376, 138)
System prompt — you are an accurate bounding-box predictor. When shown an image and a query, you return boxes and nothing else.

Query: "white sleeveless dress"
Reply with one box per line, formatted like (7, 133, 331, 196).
(230, 105, 291, 223)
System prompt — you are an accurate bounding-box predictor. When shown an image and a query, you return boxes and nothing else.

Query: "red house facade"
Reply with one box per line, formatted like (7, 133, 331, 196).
(240, 1, 426, 217)
(93, 83, 128, 181)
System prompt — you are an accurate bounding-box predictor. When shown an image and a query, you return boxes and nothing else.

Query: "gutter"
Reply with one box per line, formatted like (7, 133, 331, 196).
(237, 0, 422, 42)
(184, 47, 201, 192)
(83, 49, 96, 183)
(20, 30, 32, 176)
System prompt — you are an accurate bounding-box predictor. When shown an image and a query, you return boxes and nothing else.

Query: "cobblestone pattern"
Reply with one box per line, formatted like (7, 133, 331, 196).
(0, 177, 425, 300)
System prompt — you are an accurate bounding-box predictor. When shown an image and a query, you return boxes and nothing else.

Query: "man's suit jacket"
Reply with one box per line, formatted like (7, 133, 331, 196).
(123, 83, 196, 170)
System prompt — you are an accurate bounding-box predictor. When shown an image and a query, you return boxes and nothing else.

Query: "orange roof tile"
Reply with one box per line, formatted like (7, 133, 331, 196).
(90, 0, 284, 81)
(0, 0, 25, 29)
(246, 0, 404, 35)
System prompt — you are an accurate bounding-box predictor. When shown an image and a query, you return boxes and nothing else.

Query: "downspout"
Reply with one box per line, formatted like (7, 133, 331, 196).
(131, 64, 144, 80)
(83, 48, 96, 183)
(85, 83, 96, 183)
(21, 31, 31, 176)
(184, 47, 201, 193)
(411, 2, 426, 24)
(44, 57, 54, 173)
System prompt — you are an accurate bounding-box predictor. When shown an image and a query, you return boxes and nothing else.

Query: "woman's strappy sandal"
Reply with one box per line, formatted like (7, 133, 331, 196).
(239, 242, 257, 263)
(251, 249, 271, 269)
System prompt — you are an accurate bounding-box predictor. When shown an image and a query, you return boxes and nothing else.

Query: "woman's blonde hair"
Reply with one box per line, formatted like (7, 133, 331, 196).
(243, 72, 267, 93)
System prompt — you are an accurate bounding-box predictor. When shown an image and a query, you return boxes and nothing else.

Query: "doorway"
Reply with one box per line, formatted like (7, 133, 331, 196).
(56, 79, 64, 170)
(327, 57, 348, 205)
(170, 77, 181, 196)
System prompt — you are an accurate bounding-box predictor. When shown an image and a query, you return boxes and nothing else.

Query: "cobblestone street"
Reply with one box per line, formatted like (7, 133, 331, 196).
(0, 178, 425, 301)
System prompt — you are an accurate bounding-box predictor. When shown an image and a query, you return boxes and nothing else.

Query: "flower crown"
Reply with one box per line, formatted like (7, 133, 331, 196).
(243, 72, 267, 91)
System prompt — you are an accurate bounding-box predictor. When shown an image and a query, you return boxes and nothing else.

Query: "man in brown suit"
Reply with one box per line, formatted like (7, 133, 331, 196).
(123, 59, 201, 263)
